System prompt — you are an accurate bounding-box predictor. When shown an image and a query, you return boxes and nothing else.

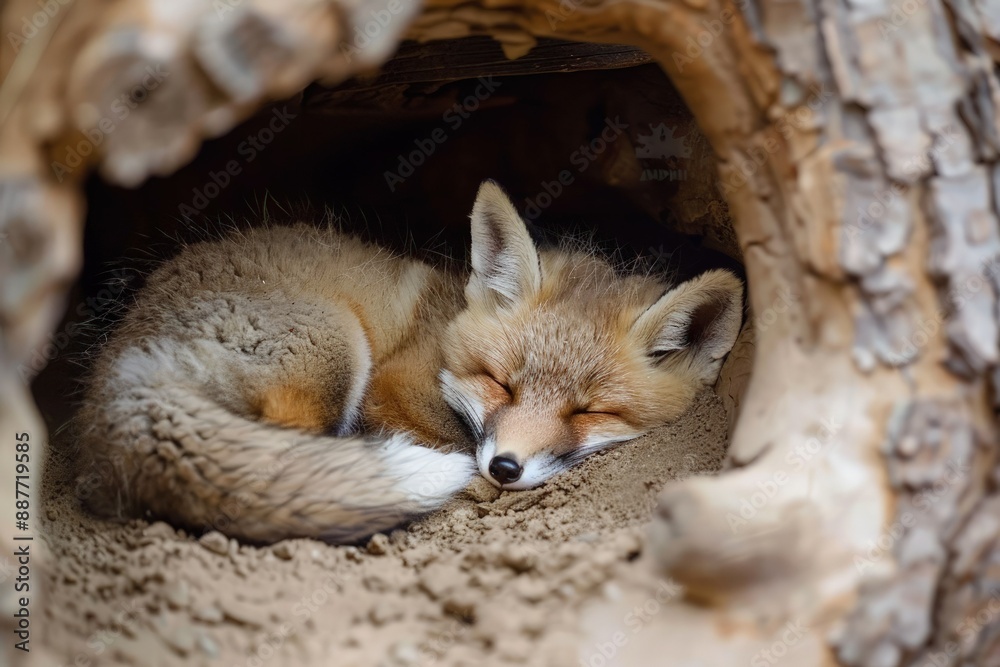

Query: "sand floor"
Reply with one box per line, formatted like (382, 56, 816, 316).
(37, 391, 727, 667)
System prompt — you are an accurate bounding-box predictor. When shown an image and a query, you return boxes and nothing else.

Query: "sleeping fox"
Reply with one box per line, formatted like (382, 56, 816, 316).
(75, 180, 743, 543)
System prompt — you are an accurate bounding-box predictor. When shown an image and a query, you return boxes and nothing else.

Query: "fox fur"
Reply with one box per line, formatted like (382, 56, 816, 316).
(75, 181, 743, 543)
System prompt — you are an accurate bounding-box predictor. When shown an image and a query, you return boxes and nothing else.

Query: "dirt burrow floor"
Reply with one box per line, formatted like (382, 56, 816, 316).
(38, 391, 728, 667)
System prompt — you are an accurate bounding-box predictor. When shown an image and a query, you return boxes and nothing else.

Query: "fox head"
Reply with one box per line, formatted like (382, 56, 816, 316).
(440, 181, 744, 489)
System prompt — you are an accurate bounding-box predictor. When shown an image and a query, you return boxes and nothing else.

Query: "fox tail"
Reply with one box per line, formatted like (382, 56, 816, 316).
(75, 339, 474, 543)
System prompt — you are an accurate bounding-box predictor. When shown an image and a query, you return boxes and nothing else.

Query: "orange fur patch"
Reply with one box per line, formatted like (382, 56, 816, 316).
(254, 384, 329, 432)
(365, 364, 454, 447)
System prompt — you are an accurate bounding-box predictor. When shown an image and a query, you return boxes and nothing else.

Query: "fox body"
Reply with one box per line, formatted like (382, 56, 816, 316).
(76, 181, 743, 543)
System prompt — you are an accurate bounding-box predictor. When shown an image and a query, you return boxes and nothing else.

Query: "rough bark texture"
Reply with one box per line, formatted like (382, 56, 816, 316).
(2, 0, 999, 664)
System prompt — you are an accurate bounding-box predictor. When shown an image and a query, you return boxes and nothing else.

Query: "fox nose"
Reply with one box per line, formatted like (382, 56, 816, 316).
(488, 455, 522, 485)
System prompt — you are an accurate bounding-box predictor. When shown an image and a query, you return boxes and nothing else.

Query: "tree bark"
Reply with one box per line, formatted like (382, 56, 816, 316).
(2, 0, 999, 664)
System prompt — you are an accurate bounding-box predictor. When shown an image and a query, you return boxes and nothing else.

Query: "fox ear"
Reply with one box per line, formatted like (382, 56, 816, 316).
(467, 180, 541, 306)
(631, 269, 744, 381)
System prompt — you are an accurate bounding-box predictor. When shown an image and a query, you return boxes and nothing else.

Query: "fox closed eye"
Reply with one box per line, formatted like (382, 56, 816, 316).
(571, 407, 620, 417)
(648, 348, 680, 363)
(483, 374, 514, 398)
(646, 348, 681, 366)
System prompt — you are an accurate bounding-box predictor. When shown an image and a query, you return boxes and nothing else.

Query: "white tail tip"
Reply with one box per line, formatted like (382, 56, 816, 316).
(379, 434, 476, 510)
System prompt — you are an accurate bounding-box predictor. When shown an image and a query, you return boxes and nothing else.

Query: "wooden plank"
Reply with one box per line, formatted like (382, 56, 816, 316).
(328, 36, 651, 87)
(305, 36, 652, 113)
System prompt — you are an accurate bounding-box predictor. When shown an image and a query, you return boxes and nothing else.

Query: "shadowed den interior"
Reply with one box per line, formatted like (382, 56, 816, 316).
(32, 37, 744, 427)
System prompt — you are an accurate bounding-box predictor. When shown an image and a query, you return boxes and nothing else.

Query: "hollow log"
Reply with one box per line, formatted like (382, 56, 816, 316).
(2, 0, 1000, 664)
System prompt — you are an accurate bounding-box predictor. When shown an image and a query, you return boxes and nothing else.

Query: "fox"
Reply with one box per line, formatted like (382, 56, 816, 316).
(74, 180, 743, 544)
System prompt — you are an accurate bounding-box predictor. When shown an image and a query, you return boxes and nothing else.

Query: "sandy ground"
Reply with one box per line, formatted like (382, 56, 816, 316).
(37, 391, 727, 667)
